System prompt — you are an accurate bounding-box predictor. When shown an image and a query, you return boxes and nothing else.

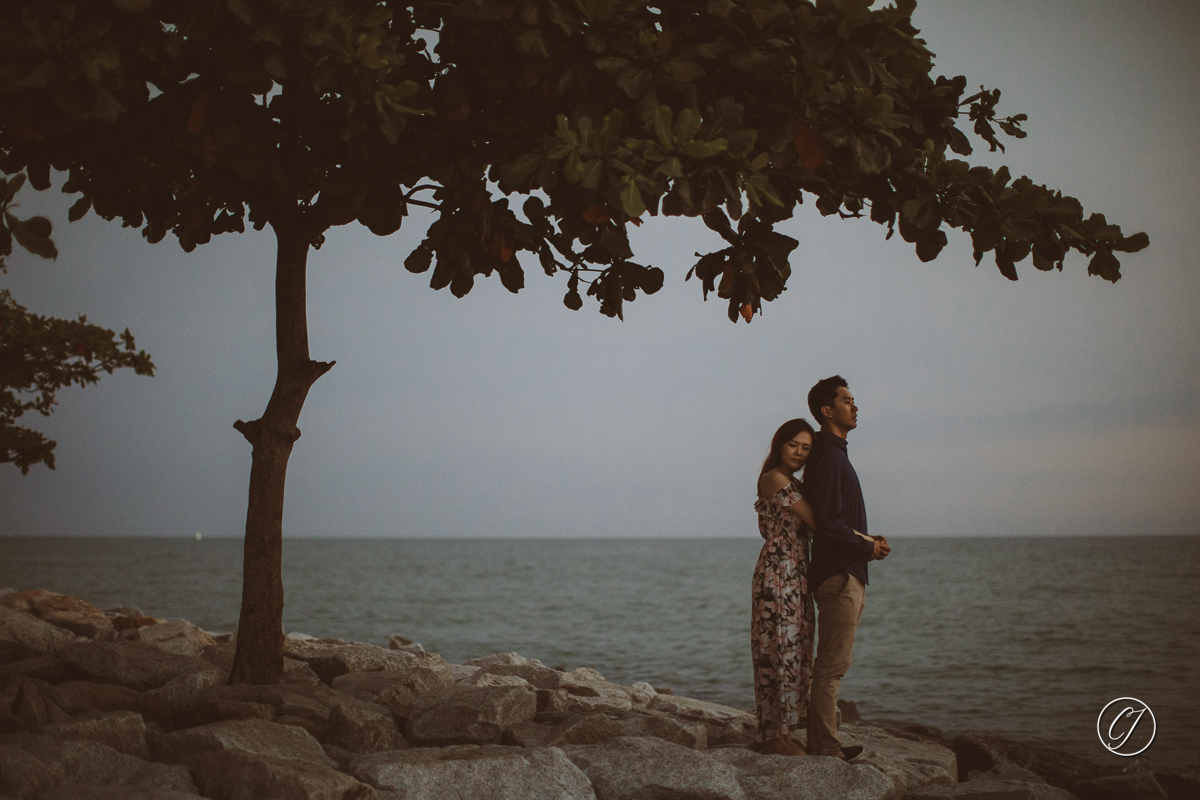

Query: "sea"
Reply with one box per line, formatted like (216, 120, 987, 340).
(1, 535, 1197, 774)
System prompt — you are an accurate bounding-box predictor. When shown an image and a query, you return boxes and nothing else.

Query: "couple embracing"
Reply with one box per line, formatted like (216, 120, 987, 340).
(751, 375, 891, 759)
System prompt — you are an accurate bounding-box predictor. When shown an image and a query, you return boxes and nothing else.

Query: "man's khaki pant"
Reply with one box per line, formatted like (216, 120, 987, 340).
(806, 572, 865, 756)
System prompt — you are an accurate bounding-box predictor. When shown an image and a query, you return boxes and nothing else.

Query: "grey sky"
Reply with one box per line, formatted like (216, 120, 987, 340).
(2, 1, 1198, 539)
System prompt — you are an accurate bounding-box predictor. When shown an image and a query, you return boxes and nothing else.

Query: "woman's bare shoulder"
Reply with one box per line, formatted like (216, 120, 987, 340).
(757, 470, 792, 498)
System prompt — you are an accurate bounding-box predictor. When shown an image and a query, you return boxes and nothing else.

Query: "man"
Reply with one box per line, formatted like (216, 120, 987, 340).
(803, 375, 889, 760)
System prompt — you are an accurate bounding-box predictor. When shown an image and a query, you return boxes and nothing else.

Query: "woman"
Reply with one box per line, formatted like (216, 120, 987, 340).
(751, 418, 818, 756)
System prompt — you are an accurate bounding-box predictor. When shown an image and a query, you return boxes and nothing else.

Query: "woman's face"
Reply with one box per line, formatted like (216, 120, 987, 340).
(780, 431, 813, 472)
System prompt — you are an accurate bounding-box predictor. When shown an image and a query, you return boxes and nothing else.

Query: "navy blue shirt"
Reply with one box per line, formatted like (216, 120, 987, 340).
(804, 430, 875, 591)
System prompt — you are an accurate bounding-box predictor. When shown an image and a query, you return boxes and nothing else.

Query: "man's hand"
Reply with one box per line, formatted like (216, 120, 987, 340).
(870, 536, 890, 561)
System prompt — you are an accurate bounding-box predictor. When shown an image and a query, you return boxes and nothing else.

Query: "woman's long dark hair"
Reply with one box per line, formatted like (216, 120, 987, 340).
(759, 418, 816, 477)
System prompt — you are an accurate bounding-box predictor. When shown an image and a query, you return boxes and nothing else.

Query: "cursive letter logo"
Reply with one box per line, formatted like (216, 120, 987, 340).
(1097, 697, 1156, 757)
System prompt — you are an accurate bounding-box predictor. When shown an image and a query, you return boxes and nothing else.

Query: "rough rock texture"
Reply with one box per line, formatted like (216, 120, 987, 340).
(563, 736, 747, 800)
(710, 746, 895, 800)
(508, 708, 707, 750)
(902, 784, 1036, 799)
(0, 734, 196, 795)
(1155, 772, 1200, 800)
(58, 641, 219, 691)
(195, 749, 378, 800)
(145, 668, 227, 710)
(351, 744, 596, 800)
(0, 656, 69, 683)
(0, 743, 57, 800)
(648, 693, 759, 747)
(840, 721, 957, 797)
(0, 591, 112, 639)
(36, 710, 149, 759)
(0, 607, 82, 659)
(284, 638, 449, 684)
(5, 677, 72, 726)
(331, 667, 452, 722)
(40, 786, 200, 800)
(149, 718, 336, 771)
(406, 684, 537, 746)
(968, 763, 1047, 784)
(47, 681, 158, 721)
(388, 635, 425, 655)
(137, 620, 217, 658)
(327, 700, 406, 754)
(1071, 770, 1170, 800)
(953, 733, 1115, 791)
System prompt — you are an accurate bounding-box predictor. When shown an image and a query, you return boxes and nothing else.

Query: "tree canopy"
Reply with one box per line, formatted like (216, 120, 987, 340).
(1, 0, 1147, 321)
(1, 171, 155, 474)
(0, 0, 1148, 683)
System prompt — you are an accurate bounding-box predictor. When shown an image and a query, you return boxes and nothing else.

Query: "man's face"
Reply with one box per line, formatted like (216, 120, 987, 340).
(823, 386, 857, 433)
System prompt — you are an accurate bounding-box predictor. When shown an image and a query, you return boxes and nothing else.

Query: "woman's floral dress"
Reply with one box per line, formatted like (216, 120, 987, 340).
(751, 480, 815, 740)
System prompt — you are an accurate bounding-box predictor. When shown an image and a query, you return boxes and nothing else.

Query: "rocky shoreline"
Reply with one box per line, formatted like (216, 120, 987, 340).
(0, 587, 1194, 800)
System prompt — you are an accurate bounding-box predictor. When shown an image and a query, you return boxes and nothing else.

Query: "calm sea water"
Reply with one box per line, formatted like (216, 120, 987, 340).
(1, 535, 1197, 773)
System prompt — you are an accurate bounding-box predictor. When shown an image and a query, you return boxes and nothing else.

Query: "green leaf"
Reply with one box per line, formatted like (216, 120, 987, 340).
(1111, 231, 1150, 253)
(499, 153, 545, 186)
(619, 179, 646, 218)
(674, 108, 703, 145)
(5, 213, 57, 260)
(680, 139, 727, 159)
(654, 105, 673, 149)
(661, 61, 704, 83)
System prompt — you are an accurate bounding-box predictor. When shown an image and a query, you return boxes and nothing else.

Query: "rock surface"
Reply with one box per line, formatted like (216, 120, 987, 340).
(0, 591, 112, 639)
(195, 749, 378, 800)
(352, 745, 595, 800)
(6, 590, 1174, 800)
(150, 718, 336, 771)
(58, 641, 219, 692)
(710, 746, 895, 800)
(563, 736, 746, 800)
(406, 683, 537, 746)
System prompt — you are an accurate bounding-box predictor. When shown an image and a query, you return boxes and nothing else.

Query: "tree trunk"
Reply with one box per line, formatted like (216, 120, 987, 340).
(228, 220, 333, 685)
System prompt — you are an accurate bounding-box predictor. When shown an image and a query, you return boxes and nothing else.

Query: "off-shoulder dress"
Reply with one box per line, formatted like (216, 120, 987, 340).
(750, 480, 816, 740)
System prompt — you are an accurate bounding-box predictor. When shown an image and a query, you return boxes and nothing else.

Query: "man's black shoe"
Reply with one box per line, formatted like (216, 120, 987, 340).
(840, 745, 864, 761)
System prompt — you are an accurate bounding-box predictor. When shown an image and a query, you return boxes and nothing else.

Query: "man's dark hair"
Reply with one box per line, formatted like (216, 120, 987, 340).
(807, 375, 848, 424)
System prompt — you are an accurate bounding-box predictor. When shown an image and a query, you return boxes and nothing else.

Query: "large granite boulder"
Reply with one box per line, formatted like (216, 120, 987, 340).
(351, 745, 595, 800)
(837, 721, 957, 797)
(327, 700, 406, 754)
(0, 743, 57, 800)
(952, 733, 1115, 791)
(0, 607, 83, 660)
(194, 749, 378, 800)
(58, 641, 220, 692)
(0, 734, 196, 795)
(647, 693, 759, 746)
(41, 786, 200, 800)
(406, 684, 537, 746)
(36, 710, 149, 759)
(0, 655, 69, 683)
(284, 638, 449, 684)
(903, 782, 1079, 800)
(0, 591, 112, 639)
(331, 667, 453, 723)
(563, 736, 747, 800)
(1071, 771, 1170, 800)
(149, 718, 336, 771)
(710, 746, 895, 800)
(137, 620, 216, 658)
(508, 708, 707, 750)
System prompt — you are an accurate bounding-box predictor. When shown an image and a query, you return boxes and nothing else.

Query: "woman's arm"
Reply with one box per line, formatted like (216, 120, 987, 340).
(783, 496, 816, 529)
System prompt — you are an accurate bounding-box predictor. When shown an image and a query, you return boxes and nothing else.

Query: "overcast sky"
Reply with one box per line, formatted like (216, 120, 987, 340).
(2, 0, 1198, 539)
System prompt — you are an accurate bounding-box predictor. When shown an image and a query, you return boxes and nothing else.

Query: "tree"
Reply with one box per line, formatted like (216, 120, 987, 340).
(1, 170, 155, 474)
(0, 0, 1147, 684)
